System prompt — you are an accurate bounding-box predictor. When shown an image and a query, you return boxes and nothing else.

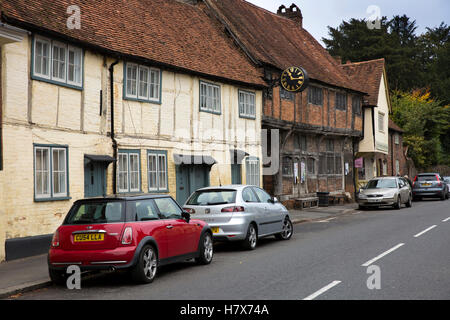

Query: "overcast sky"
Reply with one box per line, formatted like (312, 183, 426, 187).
(246, 0, 450, 45)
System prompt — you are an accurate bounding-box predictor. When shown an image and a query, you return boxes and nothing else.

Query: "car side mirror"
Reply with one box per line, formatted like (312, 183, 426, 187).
(181, 211, 191, 223)
(269, 197, 278, 204)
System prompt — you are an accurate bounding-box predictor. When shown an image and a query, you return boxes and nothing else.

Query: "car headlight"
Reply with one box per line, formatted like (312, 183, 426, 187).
(358, 193, 368, 199)
(383, 191, 397, 198)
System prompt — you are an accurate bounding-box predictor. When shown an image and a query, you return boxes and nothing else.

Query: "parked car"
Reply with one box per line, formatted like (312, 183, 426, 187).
(48, 194, 213, 285)
(183, 185, 293, 250)
(443, 176, 450, 198)
(412, 173, 448, 200)
(357, 177, 412, 210)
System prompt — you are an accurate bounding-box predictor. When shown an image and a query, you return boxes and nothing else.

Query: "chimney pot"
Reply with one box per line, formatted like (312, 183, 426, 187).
(277, 3, 303, 29)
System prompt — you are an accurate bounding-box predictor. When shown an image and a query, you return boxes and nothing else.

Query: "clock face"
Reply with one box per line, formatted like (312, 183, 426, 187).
(280, 66, 308, 92)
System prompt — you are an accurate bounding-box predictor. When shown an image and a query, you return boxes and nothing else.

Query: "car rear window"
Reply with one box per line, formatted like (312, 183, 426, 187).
(186, 189, 237, 206)
(417, 175, 438, 181)
(64, 201, 125, 225)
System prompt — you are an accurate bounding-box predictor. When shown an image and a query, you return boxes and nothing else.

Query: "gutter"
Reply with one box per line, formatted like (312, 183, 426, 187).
(109, 60, 119, 194)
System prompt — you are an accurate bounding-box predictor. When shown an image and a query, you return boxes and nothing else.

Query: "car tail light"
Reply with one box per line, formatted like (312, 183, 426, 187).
(221, 206, 245, 213)
(184, 208, 196, 214)
(51, 230, 60, 248)
(121, 227, 133, 245)
(436, 175, 443, 186)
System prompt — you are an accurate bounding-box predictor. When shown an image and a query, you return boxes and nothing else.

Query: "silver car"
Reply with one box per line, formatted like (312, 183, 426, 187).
(357, 177, 412, 210)
(183, 185, 293, 250)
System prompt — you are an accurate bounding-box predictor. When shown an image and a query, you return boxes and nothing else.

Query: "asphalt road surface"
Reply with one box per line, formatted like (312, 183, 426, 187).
(11, 198, 450, 300)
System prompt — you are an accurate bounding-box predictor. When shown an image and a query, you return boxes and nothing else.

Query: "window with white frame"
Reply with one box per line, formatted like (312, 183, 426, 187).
(33, 36, 82, 88)
(148, 151, 168, 192)
(125, 63, 161, 102)
(34, 145, 68, 200)
(394, 133, 400, 145)
(118, 150, 141, 193)
(378, 112, 385, 132)
(395, 160, 400, 175)
(200, 81, 221, 114)
(245, 157, 260, 186)
(239, 90, 256, 119)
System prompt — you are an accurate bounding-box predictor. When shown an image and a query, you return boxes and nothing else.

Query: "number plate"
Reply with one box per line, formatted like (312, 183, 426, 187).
(211, 227, 220, 234)
(368, 199, 381, 203)
(422, 183, 431, 187)
(74, 233, 104, 242)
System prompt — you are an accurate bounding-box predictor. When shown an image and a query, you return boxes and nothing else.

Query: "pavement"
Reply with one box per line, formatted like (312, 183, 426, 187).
(0, 202, 358, 299)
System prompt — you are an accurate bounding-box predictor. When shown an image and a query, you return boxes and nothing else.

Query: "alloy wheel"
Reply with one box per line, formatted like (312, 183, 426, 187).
(143, 247, 157, 280)
(281, 218, 293, 240)
(203, 234, 213, 263)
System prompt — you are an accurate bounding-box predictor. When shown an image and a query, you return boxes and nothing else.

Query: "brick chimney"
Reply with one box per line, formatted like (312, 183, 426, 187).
(277, 4, 303, 28)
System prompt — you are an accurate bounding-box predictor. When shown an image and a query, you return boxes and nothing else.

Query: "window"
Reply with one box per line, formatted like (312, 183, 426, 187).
(319, 155, 326, 174)
(378, 112, 385, 132)
(282, 156, 293, 176)
(34, 145, 68, 200)
(326, 139, 334, 152)
(154, 197, 182, 220)
(307, 158, 316, 174)
(132, 200, 159, 221)
(32, 36, 82, 88)
(352, 96, 361, 115)
(395, 160, 400, 175)
(253, 187, 272, 203)
(335, 156, 342, 175)
(335, 92, 347, 110)
(118, 150, 140, 193)
(394, 133, 400, 145)
(280, 88, 294, 100)
(148, 150, 168, 192)
(124, 63, 161, 103)
(200, 81, 221, 114)
(295, 134, 307, 151)
(65, 201, 124, 224)
(245, 157, 260, 186)
(327, 156, 335, 174)
(242, 187, 258, 202)
(308, 86, 323, 105)
(239, 90, 256, 119)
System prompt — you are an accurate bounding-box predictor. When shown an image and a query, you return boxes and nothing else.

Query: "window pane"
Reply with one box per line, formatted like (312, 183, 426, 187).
(126, 64, 137, 97)
(139, 67, 149, 99)
(35, 40, 50, 77)
(52, 149, 66, 195)
(35, 148, 50, 197)
(154, 198, 182, 219)
(158, 154, 167, 190)
(118, 154, 129, 192)
(148, 154, 157, 190)
(52, 44, 66, 80)
(129, 154, 140, 191)
(68, 47, 82, 85)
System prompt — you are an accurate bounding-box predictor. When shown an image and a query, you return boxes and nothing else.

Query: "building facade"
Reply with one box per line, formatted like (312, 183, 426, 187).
(0, 0, 265, 261)
(207, 1, 365, 207)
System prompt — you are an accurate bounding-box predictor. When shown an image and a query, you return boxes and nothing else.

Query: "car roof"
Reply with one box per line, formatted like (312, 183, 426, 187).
(74, 193, 172, 202)
(370, 176, 398, 180)
(417, 173, 440, 175)
(194, 184, 255, 191)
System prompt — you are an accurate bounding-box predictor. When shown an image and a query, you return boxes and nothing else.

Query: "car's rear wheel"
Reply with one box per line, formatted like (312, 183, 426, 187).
(196, 232, 213, 265)
(131, 244, 158, 284)
(242, 223, 257, 250)
(275, 217, 293, 240)
(49, 268, 67, 286)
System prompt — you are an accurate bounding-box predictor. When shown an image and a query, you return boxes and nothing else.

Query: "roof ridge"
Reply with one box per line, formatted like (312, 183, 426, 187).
(341, 58, 385, 66)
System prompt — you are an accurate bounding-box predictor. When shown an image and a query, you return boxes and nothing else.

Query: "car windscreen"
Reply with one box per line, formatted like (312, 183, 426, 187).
(186, 189, 237, 206)
(366, 179, 397, 189)
(417, 175, 438, 181)
(64, 201, 125, 225)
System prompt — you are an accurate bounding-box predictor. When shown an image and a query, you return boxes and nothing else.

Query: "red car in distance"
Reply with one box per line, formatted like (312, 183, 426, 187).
(48, 195, 213, 284)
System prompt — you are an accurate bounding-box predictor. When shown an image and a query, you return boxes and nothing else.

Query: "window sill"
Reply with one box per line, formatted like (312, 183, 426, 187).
(34, 196, 72, 203)
(200, 108, 221, 115)
(239, 114, 256, 120)
(123, 96, 162, 105)
(31, 75, 83, 91)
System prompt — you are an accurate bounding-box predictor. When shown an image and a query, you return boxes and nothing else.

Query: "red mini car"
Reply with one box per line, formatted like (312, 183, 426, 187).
(48, 195, 213, 284)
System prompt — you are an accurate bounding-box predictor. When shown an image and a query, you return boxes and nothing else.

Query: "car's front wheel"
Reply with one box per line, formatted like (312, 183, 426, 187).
(406, 195, 412, 207)
(131, 244, 158, 284)
(195, 232, 214, 265)
(242, 223, 257, 250)
(275, 217, 293, 240)
(394, 196, 402, 210)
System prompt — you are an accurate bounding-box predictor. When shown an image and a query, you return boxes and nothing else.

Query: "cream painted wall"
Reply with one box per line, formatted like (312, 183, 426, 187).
(0, 34, 263, 261)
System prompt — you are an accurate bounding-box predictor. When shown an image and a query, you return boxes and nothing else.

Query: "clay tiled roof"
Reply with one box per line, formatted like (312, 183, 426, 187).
(205, 0, 363, 93)
(0, 0, 265, 88)
(341, 59, 386, 106)
(389, 119, 404, 133)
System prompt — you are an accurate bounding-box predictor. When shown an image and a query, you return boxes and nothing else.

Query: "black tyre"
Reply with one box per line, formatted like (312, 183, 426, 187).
(195, 232, 214, 265)
(49, 268, 66, 286)
(406, 195, 412, 207)
(358, 204, 367, 210)
(394, 196, 401, 210)
(131, 244, 158, 284)
(275, 217, 293, 240)
(242, 223, 257, 250)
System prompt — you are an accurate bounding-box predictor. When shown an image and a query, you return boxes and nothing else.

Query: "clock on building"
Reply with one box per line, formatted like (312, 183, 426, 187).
(280, 66, 309, 92)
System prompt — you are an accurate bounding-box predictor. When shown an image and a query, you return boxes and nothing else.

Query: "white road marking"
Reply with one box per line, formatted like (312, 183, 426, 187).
(361, 243, 405, 267)
(303, 280, 342, 300)
(442, 217, 450, 222)
(316, 217, 336, 223)
(414, 225, 437, 238)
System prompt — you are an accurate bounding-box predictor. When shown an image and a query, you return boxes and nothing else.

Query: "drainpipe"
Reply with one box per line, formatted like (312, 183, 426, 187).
(109, 60, 119, 194)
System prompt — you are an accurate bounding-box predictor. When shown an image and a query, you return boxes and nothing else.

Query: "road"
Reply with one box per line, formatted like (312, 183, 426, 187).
(11, 198, 450, 300)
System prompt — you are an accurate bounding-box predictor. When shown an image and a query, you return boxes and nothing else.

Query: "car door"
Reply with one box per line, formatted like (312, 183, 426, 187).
(252, 187, 283, 235)
(241, 187, 267, 234)
(400, 178, 411, 202)
(154, 197, 198, 258)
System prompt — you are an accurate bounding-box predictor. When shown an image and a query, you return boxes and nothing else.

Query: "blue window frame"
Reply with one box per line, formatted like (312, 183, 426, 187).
(123, 62, 162, 104)
(31, 35, 83, 90)
(118, 149, 141, 193)
(147, 150, 168, 193)
(238, 89, 256, 119)
(199, 80, 221, 114)
(33, 144, 70, 201)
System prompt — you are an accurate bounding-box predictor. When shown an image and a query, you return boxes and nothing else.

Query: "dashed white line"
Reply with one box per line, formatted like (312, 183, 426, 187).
(442, 217, 450, 222)
(361, 243, 405, 267)
(303, 280, 342, 300)
(414, 225, 437, 238)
